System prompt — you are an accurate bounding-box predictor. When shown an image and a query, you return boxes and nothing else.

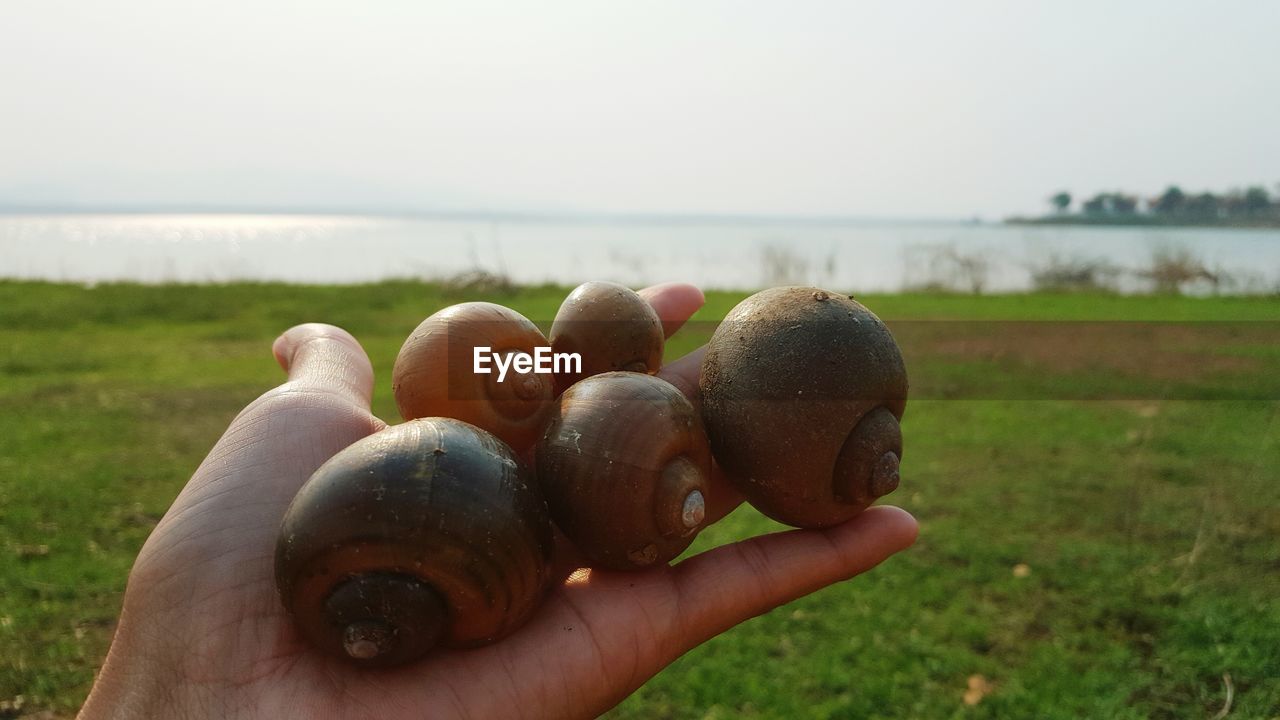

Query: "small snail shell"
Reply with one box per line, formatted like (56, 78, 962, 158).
(275, 418, 553, 666)
(548, 281, 664, 394)
(535, 372, 711, 570)
(393, 302, 554, 452)
(699, 287, 907, 528)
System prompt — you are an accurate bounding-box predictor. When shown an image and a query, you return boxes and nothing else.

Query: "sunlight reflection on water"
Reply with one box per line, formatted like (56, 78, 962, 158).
(2, 214, 1278, 294)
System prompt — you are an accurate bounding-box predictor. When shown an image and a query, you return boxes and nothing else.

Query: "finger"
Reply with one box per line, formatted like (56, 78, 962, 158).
(638, 283, 705, 339)
(644, 289, 746, 525)
(655, 347, 743, 523)
(272, 322, 375, 408)
(656, 345, 705, 400)
(669, 506, 919, 647)
(142, 326, 382, 586)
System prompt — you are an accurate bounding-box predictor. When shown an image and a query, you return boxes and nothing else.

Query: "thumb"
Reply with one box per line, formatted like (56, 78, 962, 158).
(272, 323, 376, 409)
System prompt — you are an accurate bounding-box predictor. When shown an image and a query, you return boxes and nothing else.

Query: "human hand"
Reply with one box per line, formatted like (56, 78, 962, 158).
(78, 283, 918, 720)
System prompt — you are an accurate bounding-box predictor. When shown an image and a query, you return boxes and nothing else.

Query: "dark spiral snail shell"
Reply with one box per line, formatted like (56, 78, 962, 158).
(536, 372, 711, 570)
(275, 417, 553, 666)
(699, 286, 908, 528)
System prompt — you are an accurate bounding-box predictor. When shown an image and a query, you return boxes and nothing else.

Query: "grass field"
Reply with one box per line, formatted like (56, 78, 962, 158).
(1, 280, 1278, 718)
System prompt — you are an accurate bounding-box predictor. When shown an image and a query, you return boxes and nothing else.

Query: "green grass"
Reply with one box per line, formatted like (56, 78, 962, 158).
(1, 281, 1278, 718)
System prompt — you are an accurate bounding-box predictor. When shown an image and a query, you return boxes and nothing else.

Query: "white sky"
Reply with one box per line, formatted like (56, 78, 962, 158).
(1, 1, 1277, 218)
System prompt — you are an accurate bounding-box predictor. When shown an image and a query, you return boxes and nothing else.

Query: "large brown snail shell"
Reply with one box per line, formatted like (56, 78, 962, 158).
(699, 286, 908, 528)
(393, 302, 554, 452)
(548, 281, 665, 394)
(275, 418, 553, 667)
(535, 372, 711, 570)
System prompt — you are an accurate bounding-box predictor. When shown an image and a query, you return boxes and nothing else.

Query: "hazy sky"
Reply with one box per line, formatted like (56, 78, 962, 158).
(2, 1, 1277, 218)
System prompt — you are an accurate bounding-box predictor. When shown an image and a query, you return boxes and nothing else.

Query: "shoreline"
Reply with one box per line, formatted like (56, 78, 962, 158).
(1006, 215, 1280, 230)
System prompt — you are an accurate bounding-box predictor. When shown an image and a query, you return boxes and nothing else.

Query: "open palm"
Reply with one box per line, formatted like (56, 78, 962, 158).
(79, 284, 918, 720)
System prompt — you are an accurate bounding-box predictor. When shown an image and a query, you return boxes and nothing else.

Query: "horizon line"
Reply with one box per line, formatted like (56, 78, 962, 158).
(0, 203, 980, 227)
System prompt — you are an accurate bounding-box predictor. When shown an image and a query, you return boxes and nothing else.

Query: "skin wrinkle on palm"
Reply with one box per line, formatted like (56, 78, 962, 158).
(76, 282, 918, 720)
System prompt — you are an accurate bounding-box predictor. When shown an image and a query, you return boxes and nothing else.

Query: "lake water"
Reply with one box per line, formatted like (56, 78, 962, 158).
(2, 213, 1278, 294)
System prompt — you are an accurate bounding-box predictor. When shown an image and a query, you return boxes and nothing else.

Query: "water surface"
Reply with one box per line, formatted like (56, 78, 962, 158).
(3, 214, 1278, 293)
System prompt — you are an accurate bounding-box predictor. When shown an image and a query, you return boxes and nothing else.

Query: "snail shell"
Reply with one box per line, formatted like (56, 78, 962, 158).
(699, 287, 907, 528)
(393, 302, 554, 452)
(275, 418, 553, 666)
(535, 372, 711, 570)
(548, 281, 664, 393)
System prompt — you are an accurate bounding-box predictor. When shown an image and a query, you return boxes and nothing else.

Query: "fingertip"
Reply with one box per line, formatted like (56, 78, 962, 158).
(271, 323, 375, 407)
(639, 281, 705, 306)
(639, 283, 706, 338)
(271, 333, 292, 372)
(273, 323, 363, 372)
(851, 505, 920, 553)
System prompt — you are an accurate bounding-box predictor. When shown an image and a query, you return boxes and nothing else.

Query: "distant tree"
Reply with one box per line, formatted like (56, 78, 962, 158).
(1111, 193, 1138, 215)
(1082, 193, 1109, 215)
(1041, 182, 1278, 224)
(1186, 192, 1220, 220)
(1221, 188, 1246, 217)
(1078, 192, 1135, 216)
(1154, 186, 1186, 215)
(1242, 186, 1271, 216)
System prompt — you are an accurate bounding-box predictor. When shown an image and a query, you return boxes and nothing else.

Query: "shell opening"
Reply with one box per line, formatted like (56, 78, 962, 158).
(343, 620, 394, 660)
(681, 490, 706, 529)
(324, 573, 450, 666)
(656, 456, 709, 538)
